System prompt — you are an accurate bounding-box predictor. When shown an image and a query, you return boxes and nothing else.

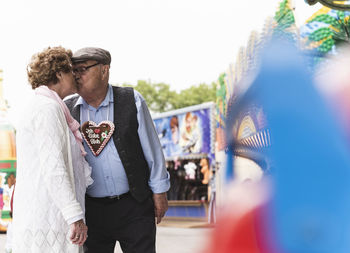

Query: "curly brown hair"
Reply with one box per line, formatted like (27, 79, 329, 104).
(27, 46, 73, 89)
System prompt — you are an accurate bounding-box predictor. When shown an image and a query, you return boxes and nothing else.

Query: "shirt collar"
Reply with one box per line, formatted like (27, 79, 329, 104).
(74, 84, 114, 108)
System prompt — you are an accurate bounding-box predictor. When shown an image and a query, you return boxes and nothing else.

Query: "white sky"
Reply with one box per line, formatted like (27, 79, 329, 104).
(0, 0, 321, 125)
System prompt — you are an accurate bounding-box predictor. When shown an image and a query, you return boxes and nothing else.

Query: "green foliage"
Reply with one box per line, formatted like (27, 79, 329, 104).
(174, 82, 216, 109)
(118, 80, 216, 113)
(152, 82, 178, 112)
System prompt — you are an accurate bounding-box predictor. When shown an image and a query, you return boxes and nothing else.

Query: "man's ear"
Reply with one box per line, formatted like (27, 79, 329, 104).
(102, 65, 109, 76)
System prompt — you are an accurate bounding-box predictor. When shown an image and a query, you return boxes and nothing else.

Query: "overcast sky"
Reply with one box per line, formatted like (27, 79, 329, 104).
(0, 0, 321, 125)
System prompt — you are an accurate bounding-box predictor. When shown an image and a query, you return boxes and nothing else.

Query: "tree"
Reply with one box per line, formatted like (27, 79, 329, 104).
(119, 80, 177, 112)
(172, 82, 216, 109)
(117, 80, 216, 113)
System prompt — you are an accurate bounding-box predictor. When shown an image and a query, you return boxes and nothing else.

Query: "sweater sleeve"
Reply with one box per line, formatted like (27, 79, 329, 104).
(33, 102, 83, 223)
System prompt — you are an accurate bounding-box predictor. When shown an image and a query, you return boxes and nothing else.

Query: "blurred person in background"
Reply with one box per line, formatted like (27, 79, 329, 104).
(12, 46, 93, 253)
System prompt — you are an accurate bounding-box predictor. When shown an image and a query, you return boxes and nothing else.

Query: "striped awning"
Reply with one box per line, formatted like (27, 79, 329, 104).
(238, 129, 271, 149)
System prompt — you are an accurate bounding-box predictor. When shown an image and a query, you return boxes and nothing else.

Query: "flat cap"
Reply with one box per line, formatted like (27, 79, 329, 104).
(72, 47, 111, 65)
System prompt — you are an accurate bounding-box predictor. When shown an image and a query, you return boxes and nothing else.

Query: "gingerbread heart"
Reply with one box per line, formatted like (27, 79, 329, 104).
(81, 121, 115, 156)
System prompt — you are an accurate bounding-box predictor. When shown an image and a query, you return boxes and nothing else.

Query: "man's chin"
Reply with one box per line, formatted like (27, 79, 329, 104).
(76, 87, 87, 97)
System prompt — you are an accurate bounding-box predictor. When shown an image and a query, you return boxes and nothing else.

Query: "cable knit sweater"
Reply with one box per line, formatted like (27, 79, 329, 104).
(13, 95, 92, 253)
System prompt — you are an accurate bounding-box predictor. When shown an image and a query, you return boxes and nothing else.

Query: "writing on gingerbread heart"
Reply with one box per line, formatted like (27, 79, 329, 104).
(81, 121, 115, 156)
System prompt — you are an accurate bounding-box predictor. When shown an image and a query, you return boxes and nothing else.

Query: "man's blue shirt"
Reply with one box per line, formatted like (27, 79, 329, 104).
(75, 85, 170, 197)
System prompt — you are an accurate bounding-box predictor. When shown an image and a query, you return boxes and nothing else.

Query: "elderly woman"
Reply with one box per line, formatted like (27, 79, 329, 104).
(12, 47, 93, 253)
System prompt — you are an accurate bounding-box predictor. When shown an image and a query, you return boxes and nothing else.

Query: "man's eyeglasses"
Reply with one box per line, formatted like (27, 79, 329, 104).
(73, 62, 100, 75)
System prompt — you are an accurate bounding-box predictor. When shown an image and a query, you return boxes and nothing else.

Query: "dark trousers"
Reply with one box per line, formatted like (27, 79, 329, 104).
(84, 193, 156, 253)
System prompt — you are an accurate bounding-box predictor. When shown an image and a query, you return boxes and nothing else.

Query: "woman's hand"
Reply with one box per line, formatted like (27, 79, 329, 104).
(69, 219, 88, 246)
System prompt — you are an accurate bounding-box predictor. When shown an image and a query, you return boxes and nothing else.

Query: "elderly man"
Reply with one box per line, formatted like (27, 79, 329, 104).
(65, 47, 170, 253)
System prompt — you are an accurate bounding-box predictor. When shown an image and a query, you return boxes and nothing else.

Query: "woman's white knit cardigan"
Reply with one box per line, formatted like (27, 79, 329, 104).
(13, 95, 92, 253)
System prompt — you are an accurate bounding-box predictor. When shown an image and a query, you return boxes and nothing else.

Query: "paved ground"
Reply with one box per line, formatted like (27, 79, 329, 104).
(0, 226, 212, 253)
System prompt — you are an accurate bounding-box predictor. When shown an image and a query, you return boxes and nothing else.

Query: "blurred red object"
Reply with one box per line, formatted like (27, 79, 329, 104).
(202, 182, 281, 253)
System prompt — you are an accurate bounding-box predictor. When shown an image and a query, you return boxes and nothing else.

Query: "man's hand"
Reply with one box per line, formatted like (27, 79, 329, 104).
(69, 219, 88, 246)
(153, 192, 168, 224)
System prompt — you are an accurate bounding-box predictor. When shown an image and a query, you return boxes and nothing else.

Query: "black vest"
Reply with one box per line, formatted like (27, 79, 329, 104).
(65, 86, 151, 202)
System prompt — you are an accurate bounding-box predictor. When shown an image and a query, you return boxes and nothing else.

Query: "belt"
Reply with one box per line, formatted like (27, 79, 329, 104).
(86, 192, 130, 203)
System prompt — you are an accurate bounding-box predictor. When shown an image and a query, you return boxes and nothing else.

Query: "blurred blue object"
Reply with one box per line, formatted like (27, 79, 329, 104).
(227, 40, 350, 252)
(225, 146, 234, 182)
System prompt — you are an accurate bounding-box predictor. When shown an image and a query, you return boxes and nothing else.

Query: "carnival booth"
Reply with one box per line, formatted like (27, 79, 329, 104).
(207, 1, 350, 250)
(216, 0, 350, 231)
(152, 102, 216, 223)
(0, 70, 16, 232)
(219, 0, 302, 186)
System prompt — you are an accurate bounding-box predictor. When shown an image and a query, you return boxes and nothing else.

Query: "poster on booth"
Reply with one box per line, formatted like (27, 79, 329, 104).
(153, 104, 213, 159)
(0, 171, 15, 212)
(0, 122, 16, 231)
